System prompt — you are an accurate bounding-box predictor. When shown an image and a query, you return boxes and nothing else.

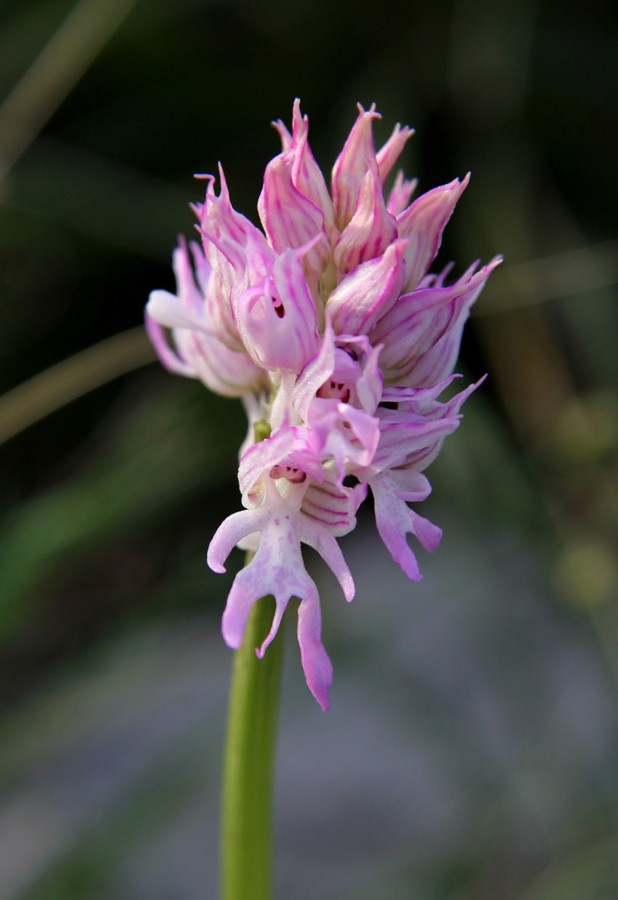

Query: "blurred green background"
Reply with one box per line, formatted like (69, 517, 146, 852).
(1, 0, 617, 897)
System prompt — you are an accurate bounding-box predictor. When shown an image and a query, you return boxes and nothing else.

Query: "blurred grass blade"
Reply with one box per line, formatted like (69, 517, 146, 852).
(0, 0, 140, 183)
(0, 328, 155, 446)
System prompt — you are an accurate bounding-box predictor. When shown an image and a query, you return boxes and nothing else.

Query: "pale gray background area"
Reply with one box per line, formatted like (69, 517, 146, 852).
(1, 501, 615, 900)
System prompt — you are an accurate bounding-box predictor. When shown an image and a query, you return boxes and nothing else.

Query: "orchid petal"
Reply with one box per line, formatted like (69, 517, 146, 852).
(334, 169, 398, 274)
(376, 122, 414, 184)
(331, 103, 381, 230)
(327, 240, 407, 335)
(371, 472, 442, 581)
(397, 174, 470, 292)
(297, 593, 333, 711)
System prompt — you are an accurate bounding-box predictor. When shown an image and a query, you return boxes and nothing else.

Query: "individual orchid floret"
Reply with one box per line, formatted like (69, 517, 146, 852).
(265, 99, 335, 237)
(397, 174, 471, 292)
(372, 376, 485, 474)
(372, 256, 502, 386)
(233, 245, 320, 373)
(258, 99, 333, 283)
(333, 168, 398, 274)
(331, 103, 382, 230)
(193, 168, 275, 351)
(209, 452, 362, 710)
(146, 99, 499, 710)
(331, 104, 413, 232)
(360, 377, 485, 578)
(326, 239, 407, 335)
(146, 239, 266, 397)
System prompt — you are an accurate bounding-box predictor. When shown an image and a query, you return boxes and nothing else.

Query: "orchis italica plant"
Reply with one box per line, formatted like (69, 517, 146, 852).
(146, 101, 500, 711)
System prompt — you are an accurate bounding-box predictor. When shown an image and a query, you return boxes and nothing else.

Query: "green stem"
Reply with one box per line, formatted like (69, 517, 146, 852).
(220, 595, 285, 900)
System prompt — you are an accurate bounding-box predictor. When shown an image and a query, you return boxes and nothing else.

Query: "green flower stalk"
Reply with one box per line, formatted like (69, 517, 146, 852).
(221, 594, 284, 900)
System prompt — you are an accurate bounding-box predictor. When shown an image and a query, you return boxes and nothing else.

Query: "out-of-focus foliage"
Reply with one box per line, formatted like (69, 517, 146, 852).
(0, 0, 617, 897)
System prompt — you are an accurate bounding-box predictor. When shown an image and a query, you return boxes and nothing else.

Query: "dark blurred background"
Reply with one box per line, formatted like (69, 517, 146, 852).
(1, 0, 617, 897)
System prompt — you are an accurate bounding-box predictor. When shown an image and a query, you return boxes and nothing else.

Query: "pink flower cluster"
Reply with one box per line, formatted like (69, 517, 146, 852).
(146, 101, 500, 709)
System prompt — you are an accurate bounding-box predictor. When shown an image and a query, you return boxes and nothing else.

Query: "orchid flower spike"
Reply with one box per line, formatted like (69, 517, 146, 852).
(146, 100, 500, 710)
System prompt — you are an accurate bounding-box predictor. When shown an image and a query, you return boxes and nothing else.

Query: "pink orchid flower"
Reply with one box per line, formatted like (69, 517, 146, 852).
(146, 101, 500, 709)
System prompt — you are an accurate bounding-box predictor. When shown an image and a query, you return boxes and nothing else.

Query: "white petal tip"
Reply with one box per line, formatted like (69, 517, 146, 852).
(314, 692, 330, 712)
(223, 633, 242, 650)
(405, 568, 423, 583)
(206, 552, 226, 573)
